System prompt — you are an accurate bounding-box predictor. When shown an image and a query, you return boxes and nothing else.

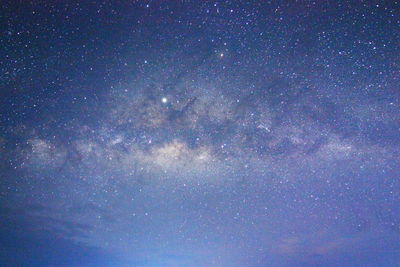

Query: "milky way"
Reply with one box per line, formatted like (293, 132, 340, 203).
(1, 1, 400, 266)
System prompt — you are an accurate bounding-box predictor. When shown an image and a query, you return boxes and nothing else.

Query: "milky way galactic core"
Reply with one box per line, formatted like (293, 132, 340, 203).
(1, 1, 399, 266)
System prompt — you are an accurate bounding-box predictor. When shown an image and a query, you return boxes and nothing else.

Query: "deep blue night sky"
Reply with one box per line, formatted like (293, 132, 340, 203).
(1, 1, 400, 266)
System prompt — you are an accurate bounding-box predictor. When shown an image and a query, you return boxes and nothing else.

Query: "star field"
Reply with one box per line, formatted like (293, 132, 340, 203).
(1, 1, 400, 266)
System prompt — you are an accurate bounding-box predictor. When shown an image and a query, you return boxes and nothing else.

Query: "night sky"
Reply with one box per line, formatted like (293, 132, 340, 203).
(1, 1, 400, 266)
